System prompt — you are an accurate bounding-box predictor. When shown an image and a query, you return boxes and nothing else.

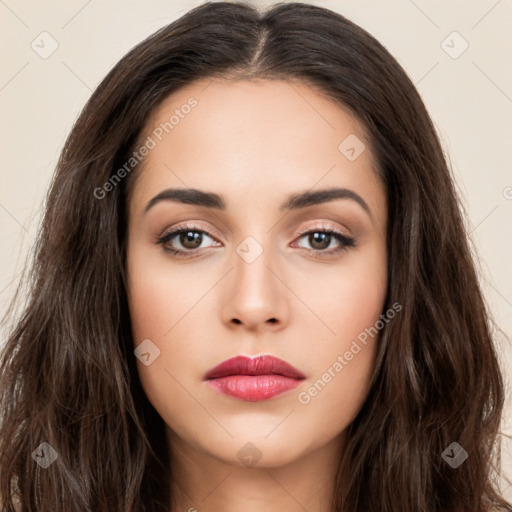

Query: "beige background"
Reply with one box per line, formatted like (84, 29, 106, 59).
(1, 0, 511, 499)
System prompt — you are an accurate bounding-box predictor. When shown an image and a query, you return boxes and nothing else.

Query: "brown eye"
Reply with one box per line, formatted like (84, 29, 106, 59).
(177, 231, 203, 249)
(294, 228, 356, 256)
(156, 225, 220, 257)
(307, 232, 332, 250)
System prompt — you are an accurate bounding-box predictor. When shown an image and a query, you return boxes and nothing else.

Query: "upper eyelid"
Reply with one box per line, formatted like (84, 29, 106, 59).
(295, 221, 348, 235)
(160, 223, 219, 241)
(159, 222, 351, 246)
(161, 221, 347, 238)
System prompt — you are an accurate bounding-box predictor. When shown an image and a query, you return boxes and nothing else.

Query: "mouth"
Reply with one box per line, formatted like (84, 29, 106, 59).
(204, 355, 305, 402)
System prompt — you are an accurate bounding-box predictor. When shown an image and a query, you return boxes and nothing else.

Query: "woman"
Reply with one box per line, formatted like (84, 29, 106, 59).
(1, 2, 510, 511)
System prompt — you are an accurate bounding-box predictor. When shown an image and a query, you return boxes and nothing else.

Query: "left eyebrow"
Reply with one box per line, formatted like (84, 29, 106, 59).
(143, 186, 372, 219)
(279, 187, 372, 219)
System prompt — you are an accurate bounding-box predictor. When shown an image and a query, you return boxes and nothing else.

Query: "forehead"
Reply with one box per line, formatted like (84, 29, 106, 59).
(142, 77, 370, 157)
(129, 78, 384, 219)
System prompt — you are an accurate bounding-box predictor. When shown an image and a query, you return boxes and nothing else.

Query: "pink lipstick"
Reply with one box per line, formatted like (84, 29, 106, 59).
(204, 355, 305, 402)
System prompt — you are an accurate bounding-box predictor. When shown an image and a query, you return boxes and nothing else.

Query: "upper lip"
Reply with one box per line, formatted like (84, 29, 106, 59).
(204, 355, 306, 380)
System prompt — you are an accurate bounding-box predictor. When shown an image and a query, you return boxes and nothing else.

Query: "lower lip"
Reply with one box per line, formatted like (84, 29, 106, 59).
(206, 375, 303, 401)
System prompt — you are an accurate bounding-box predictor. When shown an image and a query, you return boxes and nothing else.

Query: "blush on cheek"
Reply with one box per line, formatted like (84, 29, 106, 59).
(324, 284, 387, 345)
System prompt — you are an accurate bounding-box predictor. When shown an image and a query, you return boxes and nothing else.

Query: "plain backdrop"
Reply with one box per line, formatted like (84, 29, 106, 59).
(1, 0, 511, 499)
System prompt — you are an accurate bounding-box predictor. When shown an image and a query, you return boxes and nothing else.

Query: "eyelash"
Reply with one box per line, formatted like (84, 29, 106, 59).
(156, 222, 355, 259)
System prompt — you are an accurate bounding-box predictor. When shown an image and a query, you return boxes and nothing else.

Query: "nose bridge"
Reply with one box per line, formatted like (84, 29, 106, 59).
(234, 233, 276, 301)
(223, 232, 287, 329)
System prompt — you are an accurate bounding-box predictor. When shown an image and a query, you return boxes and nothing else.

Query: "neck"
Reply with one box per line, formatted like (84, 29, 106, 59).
(167, 427, 346, 512)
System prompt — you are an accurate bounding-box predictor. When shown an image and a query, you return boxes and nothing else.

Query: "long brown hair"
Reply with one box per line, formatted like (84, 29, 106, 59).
(1, 2, 510, 511)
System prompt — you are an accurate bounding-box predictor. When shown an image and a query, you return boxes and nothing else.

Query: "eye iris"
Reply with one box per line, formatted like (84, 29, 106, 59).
(180, 231, 202, 249)
(309, 232, 330, 250)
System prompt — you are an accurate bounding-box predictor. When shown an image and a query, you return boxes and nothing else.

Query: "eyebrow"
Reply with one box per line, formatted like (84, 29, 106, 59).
(144, 187, 372, 218)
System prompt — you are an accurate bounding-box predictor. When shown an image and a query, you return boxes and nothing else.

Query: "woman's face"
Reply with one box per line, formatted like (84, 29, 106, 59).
(126, 78, 388, 468)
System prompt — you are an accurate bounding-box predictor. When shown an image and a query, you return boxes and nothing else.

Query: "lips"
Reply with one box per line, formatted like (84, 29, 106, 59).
(204, 355, 305, 401)
(204, 355, 306, 380)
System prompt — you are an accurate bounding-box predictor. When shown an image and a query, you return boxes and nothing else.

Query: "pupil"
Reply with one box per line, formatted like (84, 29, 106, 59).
(310, 232, 330, 250)
(181, 231, 201, 249)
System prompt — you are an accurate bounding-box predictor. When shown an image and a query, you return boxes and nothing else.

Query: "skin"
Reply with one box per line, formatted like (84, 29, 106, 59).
(126, 78, 388, 512)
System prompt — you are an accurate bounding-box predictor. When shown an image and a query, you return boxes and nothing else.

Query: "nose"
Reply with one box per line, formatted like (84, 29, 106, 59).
(221, 240, 290, 332)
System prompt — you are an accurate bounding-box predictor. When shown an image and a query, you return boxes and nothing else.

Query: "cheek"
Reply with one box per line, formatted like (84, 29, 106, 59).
(294, 242, 387, 418)
(318, 242, 388, 345)
(126, 244, 218, 421)
(127, 246, 207, 343)
(126, 250, 200, 432)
